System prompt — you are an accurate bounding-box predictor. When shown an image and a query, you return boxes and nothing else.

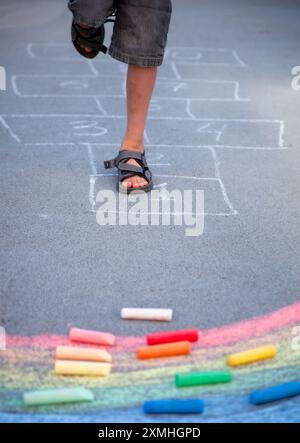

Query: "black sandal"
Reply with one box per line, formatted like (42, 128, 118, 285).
(71, 14, 115, 59)
(104, 150, 153, 194)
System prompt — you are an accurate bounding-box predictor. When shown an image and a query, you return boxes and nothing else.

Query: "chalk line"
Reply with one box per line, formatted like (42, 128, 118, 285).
(232, 50, 247, 68)
(208, 147, 238, 215)
(0, 116, 21, 143)
(93, 97, 108, 116)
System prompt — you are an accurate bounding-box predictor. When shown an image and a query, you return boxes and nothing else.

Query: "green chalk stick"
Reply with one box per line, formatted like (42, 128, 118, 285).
(176, 371, 232, 387)
(23, 387, 94, 406)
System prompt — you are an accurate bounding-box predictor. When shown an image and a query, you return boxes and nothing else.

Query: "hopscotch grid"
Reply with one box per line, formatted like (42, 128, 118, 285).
(23, 142, 288, 151)
(86, 140, 237, 216)
(25, 43, 247, 67)
(8, 114, 286, 150)
(27, 44, 100, 77)
(89, 173, 237, 217)
(11, 72, 250, 83)
(11, 75, 250, 102)
(7, 114, 285, 123)
(12, 75, 243, 85)
(12, 43, 285, 220)
(11, 94, 251, 102)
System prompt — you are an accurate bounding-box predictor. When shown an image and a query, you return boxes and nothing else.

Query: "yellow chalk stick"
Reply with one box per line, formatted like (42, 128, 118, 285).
(56, 346, 112, 363)
(227, 345, 277, 367)
(55, 360, 111, 376)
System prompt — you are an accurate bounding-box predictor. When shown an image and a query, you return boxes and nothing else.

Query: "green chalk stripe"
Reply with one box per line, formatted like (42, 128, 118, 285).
(176, 371, 232, 387)
(24, 387, 94, 406)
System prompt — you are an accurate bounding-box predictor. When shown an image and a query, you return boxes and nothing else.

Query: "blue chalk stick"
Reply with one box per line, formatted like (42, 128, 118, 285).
(249, 381, 300, 405)
(144, 399, 204, 414)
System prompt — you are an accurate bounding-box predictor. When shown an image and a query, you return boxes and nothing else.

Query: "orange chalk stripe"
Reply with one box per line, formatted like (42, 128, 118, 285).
(56, 346, 112, 363)
(137, 341, 191, 360)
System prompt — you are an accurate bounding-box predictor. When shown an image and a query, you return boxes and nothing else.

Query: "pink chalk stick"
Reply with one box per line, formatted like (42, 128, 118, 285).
(69, 328, 115, 346)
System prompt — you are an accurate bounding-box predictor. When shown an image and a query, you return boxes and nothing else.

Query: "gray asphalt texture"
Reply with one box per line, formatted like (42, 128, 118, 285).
(0, 0, 300, 338)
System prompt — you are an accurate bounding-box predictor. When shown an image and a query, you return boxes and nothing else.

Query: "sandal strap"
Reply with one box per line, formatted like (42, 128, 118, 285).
(104, 150, 145, 169)
(118, 163, 144, 174)
(104, 150, 152, 184)
(104, 158, 116, 169)
(117, 150, 144, 164)
(119, 169, 152, 183)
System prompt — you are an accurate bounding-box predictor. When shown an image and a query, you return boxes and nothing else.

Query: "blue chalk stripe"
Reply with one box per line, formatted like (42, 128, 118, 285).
(249, 381, 300, 405)
(144, 399, 205, 414)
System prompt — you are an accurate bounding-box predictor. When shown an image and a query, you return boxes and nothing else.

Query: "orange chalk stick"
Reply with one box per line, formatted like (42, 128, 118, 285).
(56, 346, 112, 363)
(137, 341, 191, 360)
(69, 328, 115, 346)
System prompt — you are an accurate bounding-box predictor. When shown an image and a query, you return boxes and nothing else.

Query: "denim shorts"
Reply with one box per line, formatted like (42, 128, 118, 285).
(68, 0, 172, 67)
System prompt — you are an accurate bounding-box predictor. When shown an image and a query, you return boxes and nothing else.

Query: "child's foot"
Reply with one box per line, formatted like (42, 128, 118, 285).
(122, 158, 148, 189)
(77, 23, 93, 53)
(104, 149, 153, 193)
(120, 148, 148, 189)
(71, 21, 106, 59)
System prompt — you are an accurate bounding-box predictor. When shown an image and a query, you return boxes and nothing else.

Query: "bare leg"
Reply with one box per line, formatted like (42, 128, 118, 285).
(121, 64, 157, 189)
(78, 24, 157, 188)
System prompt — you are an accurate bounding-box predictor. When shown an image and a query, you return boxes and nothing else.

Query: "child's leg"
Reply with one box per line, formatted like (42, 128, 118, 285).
(109, 0, 172, 189)
(121, 65, 157, 189)
(69, 0, 172, 191)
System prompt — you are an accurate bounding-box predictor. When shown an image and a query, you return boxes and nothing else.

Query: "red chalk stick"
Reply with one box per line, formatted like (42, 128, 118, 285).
(69, 328, 115, 346)
(147, 329, 199, 346)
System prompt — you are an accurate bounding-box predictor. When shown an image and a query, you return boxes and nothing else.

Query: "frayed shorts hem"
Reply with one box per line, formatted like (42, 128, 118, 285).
(71, 13, 106, 27)
(109, 46, 163, 67)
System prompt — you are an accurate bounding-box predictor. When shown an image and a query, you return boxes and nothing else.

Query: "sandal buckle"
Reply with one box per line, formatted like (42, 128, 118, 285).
(104, 159, 114, 169)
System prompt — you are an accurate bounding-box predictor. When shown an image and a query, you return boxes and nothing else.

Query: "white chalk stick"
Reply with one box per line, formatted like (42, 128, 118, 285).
(121, 308, 173, 322)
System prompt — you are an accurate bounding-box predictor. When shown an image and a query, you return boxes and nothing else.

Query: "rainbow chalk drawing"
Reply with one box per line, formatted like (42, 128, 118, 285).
(1, 300, 300, 422)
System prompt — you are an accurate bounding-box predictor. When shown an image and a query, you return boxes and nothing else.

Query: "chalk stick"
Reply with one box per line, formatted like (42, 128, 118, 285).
(249, 381, 300, 405)
(56, 346, 112, 363)
(55, 360, 111, 376)
(144, 399, 204, 414)
(69, 327, 115, 346)
(137, 341, 191, 360)
(121, 308, 173, 322)
(227, 345, 277, 367)
(147, 329, 199, 346)
(176, 371, 232, 387)
(24, 388, 94, 406)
